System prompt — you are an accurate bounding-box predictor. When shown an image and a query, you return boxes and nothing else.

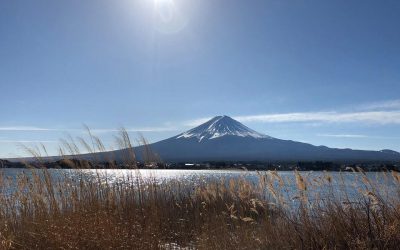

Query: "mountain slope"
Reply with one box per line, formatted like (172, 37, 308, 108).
(129, 116, 400, 162)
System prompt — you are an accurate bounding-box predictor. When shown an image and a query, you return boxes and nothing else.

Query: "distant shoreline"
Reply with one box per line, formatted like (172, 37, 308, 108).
(1, 158, 399, 172)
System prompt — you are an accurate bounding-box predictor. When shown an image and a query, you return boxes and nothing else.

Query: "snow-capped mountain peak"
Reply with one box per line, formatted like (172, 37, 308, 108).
(175, 115, 273, 142)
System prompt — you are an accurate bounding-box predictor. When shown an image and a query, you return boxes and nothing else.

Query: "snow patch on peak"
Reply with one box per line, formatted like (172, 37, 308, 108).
(175, 116, 273, 142)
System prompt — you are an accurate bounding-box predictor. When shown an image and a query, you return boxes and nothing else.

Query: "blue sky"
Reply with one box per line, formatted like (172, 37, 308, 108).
(1, 0, 400, 157)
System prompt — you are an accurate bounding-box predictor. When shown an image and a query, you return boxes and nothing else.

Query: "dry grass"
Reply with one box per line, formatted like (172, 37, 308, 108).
(0, 169, 400, 249)
(0, 131, 399, 249)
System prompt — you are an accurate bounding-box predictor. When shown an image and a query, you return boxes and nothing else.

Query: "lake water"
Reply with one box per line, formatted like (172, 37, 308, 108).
(1, 169, 398, 203)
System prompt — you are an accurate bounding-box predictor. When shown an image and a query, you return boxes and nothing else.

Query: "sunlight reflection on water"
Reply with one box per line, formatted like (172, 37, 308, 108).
(1, 169, 398, 203)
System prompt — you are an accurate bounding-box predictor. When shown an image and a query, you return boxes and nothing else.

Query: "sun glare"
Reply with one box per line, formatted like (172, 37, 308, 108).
(153, 0, 172, 5)
(151, 0, 187, 34)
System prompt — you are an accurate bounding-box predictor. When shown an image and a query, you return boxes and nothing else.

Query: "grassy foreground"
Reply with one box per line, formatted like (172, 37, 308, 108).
(0, 167, 399, 249)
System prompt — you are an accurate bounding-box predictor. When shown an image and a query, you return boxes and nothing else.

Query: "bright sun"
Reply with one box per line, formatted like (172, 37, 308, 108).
(154, 0, 172, 4)
(151, 0, 187, 34)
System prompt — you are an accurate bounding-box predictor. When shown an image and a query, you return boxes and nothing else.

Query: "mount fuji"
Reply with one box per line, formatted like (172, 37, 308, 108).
(125, 115, 400, 162)
(174, 115, 272, 141)
(18, 115, 396, 164)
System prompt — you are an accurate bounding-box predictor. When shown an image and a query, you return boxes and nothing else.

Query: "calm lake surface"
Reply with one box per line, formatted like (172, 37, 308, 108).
(1, 169, 398, 202)
(1, 168, 394, 180)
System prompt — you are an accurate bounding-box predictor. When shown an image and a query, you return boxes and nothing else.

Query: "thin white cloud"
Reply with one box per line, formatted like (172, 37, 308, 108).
(317, 134, 400, 139)
(0, 140, 57, 143)
(0, 126, 178, 134)
(317, 134, 369, 138)
(234, 111, 400, 125)
(5, 100, 400, 136)
(360, 99, 400, 111)
(90, 126, 179, 133)
(0, 126, 55, 131)
(127, 127, 179, 132)
(184, 109, 400, 127)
